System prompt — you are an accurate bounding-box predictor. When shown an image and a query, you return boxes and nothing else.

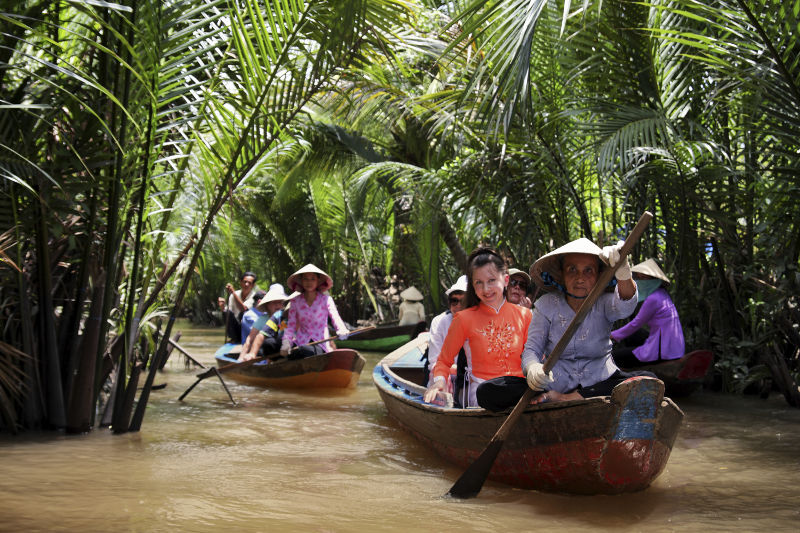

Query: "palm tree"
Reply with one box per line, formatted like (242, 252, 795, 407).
(429, 0, 800, 399)
(0, 0, 415, 433)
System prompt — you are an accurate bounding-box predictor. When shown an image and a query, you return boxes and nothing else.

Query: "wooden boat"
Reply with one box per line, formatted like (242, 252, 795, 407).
(336, 322, 422, 352)
(373, 334, 684, 495)
(620, 349, 713, 397)
(215, 344, 365, 389)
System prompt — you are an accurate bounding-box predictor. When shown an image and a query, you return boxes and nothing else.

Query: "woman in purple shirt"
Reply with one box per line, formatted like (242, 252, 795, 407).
(610, 259, 685, 366)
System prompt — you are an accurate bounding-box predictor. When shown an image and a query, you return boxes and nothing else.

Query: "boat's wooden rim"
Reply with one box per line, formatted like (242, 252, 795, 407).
(216, 347, 365, 367)
(374, 333, 633, 417)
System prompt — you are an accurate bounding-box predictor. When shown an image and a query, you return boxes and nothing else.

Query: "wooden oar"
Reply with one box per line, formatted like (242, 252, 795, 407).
(177, 325, 376, 402)
(168, 338, 207, 369)
(447, 211, 653, 499)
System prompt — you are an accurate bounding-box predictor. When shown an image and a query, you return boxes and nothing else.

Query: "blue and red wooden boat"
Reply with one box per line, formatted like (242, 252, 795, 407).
(373, 334, 684, 495)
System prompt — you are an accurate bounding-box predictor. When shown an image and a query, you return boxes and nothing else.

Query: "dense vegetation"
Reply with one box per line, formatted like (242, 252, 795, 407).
(1, 0, 798, 434)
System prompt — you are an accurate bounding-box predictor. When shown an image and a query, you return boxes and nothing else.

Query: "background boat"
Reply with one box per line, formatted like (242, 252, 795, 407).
(373, 334, 684, 495)
(620, 349, 713, 397)
(215, 344, 365, 389)
(336, 322, 425, 352)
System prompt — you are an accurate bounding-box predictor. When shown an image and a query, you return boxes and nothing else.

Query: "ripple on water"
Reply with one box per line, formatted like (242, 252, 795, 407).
(3, 324, 800, 531)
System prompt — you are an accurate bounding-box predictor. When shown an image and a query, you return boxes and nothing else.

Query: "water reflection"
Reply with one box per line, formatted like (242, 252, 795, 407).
(1, 321, 799, 532)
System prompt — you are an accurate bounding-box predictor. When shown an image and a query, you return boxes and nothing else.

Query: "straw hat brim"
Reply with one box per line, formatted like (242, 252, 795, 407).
(529, 238, 604, 292)
(632, 258, 670, 285)
(286, 264, 333, 292)
(400, 286, 424, 301)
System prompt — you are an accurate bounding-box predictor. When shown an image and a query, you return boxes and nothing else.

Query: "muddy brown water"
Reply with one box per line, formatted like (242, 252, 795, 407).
(2, 321, 799, 532)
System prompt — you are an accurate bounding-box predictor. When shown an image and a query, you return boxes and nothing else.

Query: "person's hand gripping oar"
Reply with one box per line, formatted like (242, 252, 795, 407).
(446, 211, 652, 499)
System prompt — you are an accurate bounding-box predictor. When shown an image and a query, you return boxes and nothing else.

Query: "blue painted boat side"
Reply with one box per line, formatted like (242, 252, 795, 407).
(612, 378, 661, 441)
(214, 343, 239, 358)
(372, 363, 426, 404)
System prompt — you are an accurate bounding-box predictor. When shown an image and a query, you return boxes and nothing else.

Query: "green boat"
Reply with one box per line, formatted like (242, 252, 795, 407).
(336, 323, 424, 352)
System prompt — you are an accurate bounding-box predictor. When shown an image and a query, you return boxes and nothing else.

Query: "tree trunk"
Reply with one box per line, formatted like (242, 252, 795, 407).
(438, 215, 468, 273)
(66, 275, 105, 434)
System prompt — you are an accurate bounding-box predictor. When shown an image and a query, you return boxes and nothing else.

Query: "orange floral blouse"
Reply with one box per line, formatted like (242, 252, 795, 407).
(431, 300, 531, 382)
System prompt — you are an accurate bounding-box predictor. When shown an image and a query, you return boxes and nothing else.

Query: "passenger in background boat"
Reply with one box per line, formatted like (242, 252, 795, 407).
(217, 271, 258, 342)
(239, 289, 266, 344)
(398, 286, 426, 326)
(241, 284, 295, 361)
(507, 268, 532, 309)
(490, 238, 653, 408)
(610, 259, 685, 367)
(280, 264, 350, 359)
(423, 248, 531, 408)
(425, 275, 468, 400)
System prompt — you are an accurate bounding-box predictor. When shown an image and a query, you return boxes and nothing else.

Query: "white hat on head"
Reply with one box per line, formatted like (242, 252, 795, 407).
(530, 237, 604, 292)
(632, 258, 670, 286)
(286, 264, 333, 292)
(508, 268, 531, 284)
(400, 286, 424, 301)
(445, 275, 468, 296)
(257, 283, 290, 310)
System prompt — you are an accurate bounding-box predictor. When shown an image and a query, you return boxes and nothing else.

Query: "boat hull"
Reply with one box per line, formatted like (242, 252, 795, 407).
(337, 324, 420, 352)
(373, 334, 684, 495)
(215, 345, 365, 389)
(621, 349, 713, 397)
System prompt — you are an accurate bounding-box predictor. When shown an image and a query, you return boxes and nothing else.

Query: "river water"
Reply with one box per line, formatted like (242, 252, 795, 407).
(2, 321, 799, 532)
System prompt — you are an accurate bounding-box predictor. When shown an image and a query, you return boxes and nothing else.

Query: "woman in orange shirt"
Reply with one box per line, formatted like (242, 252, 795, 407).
(423, 247, 532, 408)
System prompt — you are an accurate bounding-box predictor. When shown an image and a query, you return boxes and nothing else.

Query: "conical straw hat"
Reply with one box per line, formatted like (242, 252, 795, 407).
(400, 286, 424, 301)
(632, 258, 670, 286)
(529, 238, 604, 292)
(257, 283, 290, 310)
(286, 264, 333, 292)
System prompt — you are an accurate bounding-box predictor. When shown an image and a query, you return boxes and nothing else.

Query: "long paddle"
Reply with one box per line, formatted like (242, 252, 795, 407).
(168, 338, 207, 369)
(177, 325, 376, 402)
(447, 211, 653, 499)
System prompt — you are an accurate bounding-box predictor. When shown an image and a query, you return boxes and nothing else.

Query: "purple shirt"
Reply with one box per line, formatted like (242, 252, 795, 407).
(611, 287, 684, 362)
(522, 286, 638, 393)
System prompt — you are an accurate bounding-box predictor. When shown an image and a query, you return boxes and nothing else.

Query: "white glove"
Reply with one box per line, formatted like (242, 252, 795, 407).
(525, 361, 553, 391)
(600, 240, 632, 281)
(279, 340, 292, 356)
(337, 331, 349, 340)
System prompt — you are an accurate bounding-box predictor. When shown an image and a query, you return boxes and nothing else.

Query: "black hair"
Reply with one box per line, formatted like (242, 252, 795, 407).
(241, 271, 257, 281)
(464, 247, 508, 308)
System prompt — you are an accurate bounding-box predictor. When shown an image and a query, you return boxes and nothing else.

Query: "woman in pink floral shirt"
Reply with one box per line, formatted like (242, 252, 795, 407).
(279, 264, 349, 359)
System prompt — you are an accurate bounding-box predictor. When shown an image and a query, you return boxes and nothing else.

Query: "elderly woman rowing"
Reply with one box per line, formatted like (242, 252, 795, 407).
(476, 238, 654, 410)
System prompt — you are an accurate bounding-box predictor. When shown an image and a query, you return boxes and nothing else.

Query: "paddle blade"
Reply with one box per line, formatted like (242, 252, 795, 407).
(447, 439, 505, 498)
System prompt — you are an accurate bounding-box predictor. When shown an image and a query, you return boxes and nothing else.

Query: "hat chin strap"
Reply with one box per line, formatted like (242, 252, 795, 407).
(541, 271, 617, 300)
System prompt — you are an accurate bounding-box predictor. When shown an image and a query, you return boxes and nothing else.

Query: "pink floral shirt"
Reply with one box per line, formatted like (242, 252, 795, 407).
(281, 292, 348, 352)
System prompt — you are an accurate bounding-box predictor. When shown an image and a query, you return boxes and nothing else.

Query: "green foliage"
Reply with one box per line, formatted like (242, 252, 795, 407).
(0, 0, 416, 432)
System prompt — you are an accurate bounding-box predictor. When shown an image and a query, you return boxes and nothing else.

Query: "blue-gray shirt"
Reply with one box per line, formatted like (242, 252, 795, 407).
(521, 286, 638, 393)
